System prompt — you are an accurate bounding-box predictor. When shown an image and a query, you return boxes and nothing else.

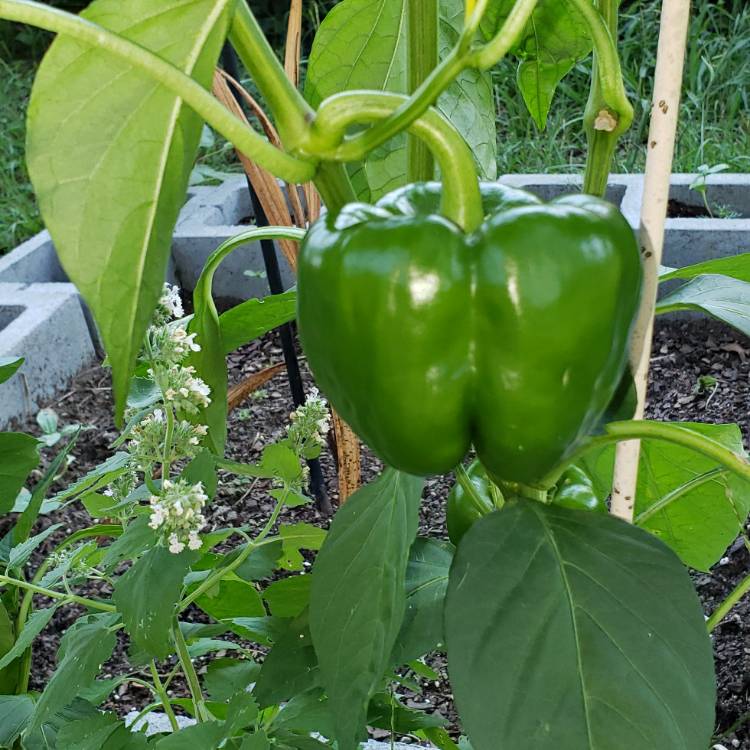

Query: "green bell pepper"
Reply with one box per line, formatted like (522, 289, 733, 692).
(447, 460, 605, 544)
(298, 182, 642, 485)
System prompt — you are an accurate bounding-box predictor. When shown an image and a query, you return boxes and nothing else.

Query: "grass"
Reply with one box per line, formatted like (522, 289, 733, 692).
(0, 0, 748, 253)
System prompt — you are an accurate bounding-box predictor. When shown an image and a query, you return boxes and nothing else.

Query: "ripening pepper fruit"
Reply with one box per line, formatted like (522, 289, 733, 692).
(298, 183, 642, 485)
(446, 461, 606, 545)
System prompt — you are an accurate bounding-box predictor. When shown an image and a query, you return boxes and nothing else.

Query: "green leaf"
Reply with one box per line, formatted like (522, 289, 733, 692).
(391, 537, 454, 665)
(30, 615, 118, 733)
(269, 689, 333, 737)
(0, 602, 19, 695)
(254, 612, 318, 708)
(309, 469, 423, 750)
(22, 697, 100, 750)
(203, 657, 260, 702)
(114, 546, 197, 659)
(0, 432, 39, 514)
(368, 692, 445, 733)
(263, 576, 311, 618)
(27, 0, 234, 418)
(187, 638, 244, 659)
(102, 514, 157, 571)
(260, 444, 304, 487)
(278, 523, 326, 572)
(485, 0, 592, 128)
(219, 290, 298, 355)
(154, 720, 226, 749)
(660, 253, 750, 283)
(0, 606, 57, 672)
(305, 0, 496, 201)
(656, 274, 750, 337)
(0, 694, 34, 746)
(228, 616, 289, 646)
(194, 578, 266, 621)
(0, 357, 23, 386)
(582, 422, 750, 571)
(446, 502, 716, 750)
(235, 540, 284, 581)
(52, 452, 131, 503)
(8, 523, 63, 570)
(57, 711, 146, 750)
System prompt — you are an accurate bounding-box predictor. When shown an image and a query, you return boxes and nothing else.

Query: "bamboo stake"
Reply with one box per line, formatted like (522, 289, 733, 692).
(610, 0, 691, 521)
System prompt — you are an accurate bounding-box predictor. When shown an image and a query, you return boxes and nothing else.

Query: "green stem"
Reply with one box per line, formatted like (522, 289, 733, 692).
(162, 405, 175, 480)
(0, 0, 315, 184)
(311, 92, 483, 231)
(150, 661, 180, 733)
(0, 574, 116, 612)
(228, 1, 314, 149)
(172, 616, 209, 721)
(455, 465, 492, 516)
(707, 572, 750, 632)
(407, 0, 438, 182)
(580, 0, 634, 196)
(312, 161, 357, 215)
(179, 490, 286, 612)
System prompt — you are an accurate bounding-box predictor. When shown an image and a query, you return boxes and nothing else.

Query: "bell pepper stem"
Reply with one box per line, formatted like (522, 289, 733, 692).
(0, 0, 316, 184)
(310, 92, 483, 231)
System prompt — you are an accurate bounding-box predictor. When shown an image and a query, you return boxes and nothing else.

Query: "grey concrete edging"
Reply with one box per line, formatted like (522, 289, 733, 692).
(1, 173, 748, 427)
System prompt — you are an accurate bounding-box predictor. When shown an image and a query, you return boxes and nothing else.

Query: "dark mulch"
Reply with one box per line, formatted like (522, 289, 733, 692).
(12, 317, 750, 746)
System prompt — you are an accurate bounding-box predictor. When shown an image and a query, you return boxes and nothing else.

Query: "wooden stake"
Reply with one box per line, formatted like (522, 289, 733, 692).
(610, 0, 692, 521)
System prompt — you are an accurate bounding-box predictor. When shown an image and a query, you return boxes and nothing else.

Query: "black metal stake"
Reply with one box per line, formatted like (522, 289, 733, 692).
(220, 46, 332, 514)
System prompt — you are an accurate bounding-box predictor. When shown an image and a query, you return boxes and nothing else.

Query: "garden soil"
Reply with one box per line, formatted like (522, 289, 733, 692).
(12, 318, 750, 748)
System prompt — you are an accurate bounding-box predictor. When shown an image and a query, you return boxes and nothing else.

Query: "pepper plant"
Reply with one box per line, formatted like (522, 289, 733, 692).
(1, 0, 750, 748)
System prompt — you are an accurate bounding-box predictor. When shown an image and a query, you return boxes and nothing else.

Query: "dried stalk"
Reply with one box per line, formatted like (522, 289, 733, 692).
(610, 0, 692, 521)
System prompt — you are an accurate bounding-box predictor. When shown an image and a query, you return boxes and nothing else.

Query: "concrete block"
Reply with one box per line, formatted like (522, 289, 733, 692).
(0, 283, 96, 427)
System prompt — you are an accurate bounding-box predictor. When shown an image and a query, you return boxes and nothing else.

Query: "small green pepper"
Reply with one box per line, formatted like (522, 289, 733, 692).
(550, 466, 607, 513)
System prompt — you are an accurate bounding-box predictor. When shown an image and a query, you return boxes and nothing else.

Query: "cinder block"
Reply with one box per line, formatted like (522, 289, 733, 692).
(0, 283, 96, 427)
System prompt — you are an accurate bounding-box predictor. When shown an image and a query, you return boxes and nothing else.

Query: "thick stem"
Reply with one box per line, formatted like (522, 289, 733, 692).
(228, 1, 313, 149)
(311, 92, 483, 231)
(583, 0, 630, 197)
(471, 0, 539, 69)
(610, 0, 691, 521)
(407, 0, 438, 182)
(0, 0, 314, 183)
(173, 617, 209, 721)
(707, 572, 750, 632)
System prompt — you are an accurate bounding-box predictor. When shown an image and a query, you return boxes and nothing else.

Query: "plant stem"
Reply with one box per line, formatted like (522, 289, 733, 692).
(311, 92, 483, 231)
(470, 0, 540, 69)
(407, 0, 438, 182)
(455, 465, 491, 516)
(150, 661, 180, 732)
(228, 1, 313, 149)
(162, 405, 175, 480)
(172, 616, 209, 721)
(0, 574, 116, 612)
(707, 572, 750, 632)
(582, 0, 631, 196)
(0, 0, 315, 183)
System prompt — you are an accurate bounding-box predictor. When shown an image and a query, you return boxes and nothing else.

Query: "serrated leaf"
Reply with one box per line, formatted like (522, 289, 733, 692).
(154, 720, 226, 749)
(278, 523, 326, 571)
(228, 616, 289, 646)
(656, 274, 750, 338)
(31, 615, 118, 733)
(27, 0, 234, 418)
(102, 514, 157, 571)
(51, 451, 130, 503)
(391, 537, 453, 665)
(263, 576, 310, 618)
(309, 469, 423, 750)
(0, 357, 23, 385)
(0, 694, 34, 746)
(0, 606, 57, 672)
(194, 578, 265, 622)
(0, 432, 40, 514)
(305, 0, 496, 201)
(114, 546, 197, 659)
(8, 523, 63, 570)
(446, 502, 715, 750)
(203, 657, 260, 703)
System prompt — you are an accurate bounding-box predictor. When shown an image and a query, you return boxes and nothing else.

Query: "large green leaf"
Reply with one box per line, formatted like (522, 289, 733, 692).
(484, 0, 592, 129)
(391, 537, 453, 665)
(661, 253, 750, 283)
(113, 545, 197, 659)
(446, 502, 715, 750)
(656, 274, 750, 337)
(579, 421, 750, 571)
(305, 0, 496, 201)
(30, 615, 118, 733)
(0, 695, 34, 747)
(27, 0, 233, 417)
(0, 606, 57, 672)
(309, 469, 423, 750)
(193, 577, 266, 621)
(219, 289, 298, 355)
(0, 432, 39, 515)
